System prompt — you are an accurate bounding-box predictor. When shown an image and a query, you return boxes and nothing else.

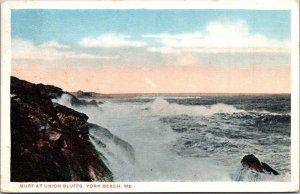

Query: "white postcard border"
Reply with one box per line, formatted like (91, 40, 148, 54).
(1, 0, 299, 192)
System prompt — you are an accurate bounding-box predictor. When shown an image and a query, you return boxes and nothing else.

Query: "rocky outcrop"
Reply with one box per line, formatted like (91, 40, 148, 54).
(72, 90, 112, 99)
(11, 76, 112, 182)
(37, 83, 99, 107)
(241, 154, 279, 175)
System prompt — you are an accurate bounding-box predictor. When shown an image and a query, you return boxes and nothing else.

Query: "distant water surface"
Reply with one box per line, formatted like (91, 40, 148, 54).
(54, 94, 291, 182)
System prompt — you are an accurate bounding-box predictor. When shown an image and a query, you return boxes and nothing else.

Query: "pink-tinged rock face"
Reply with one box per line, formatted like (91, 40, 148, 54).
(48, 131, 62, 141)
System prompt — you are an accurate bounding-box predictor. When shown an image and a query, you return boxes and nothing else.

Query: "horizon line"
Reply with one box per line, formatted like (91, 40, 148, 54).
(11, 76, 291, 96)
(71, 91, 291, 95)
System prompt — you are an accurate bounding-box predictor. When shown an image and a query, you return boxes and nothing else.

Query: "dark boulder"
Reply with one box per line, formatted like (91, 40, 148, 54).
(72, 90, 111, 99)
(80, 99, 99, 107)
(261, 162, 280, 175)
(88, 100, 98, 106)
(241, 154, 279, 175)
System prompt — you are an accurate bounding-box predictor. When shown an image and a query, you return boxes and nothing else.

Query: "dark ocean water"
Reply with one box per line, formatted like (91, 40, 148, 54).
(54, 94, 291, 181)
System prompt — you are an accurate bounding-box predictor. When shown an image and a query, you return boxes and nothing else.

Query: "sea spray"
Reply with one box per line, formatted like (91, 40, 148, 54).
(148, 97, 244, 116)
(53, 94, 291, 182)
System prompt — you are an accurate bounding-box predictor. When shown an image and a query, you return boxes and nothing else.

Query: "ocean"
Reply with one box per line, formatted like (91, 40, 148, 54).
(54, 94, 291, 182)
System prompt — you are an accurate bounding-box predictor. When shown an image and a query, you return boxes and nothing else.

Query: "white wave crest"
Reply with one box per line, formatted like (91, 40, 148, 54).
(52, 93, 73, 108)
(232, 167, 290, 182)
(149, 97, 244, 116)
(248, 110, 291, 116)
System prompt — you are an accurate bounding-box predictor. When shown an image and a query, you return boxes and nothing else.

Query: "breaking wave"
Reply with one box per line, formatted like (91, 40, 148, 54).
(148, 98, 244, 116)
(53, 94, 291, 182)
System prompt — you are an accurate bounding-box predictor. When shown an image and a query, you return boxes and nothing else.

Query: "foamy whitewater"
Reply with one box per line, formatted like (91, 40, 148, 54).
(53, 94, 291, 182)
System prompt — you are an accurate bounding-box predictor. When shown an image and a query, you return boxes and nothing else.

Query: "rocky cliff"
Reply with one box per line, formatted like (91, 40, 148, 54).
(10, 76, 113, 182)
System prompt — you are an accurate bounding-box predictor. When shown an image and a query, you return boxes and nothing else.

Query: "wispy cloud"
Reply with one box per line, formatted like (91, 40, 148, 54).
(145, 77, 158, 89)
(40, 40, 70, 49)
(143, 20, 290, 54)
(79, 33, 147, 48)
(12, 38, 119, 61)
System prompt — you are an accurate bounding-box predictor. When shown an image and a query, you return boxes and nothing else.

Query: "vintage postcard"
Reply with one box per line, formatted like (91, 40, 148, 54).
(1, 0, 299, 192)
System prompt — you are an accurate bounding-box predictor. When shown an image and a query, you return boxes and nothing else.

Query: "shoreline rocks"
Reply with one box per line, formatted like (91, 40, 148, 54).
(37, 83, 100, 107)
(72, 90, 112, 99)
(10, 76, 113, 182)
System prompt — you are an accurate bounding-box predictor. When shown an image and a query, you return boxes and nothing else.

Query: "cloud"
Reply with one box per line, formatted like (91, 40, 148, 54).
(79, 33, 147, 48)
(12, 38, 119, 60)
(145, 78, 158, 89)
(147, 46, 181, 54)
(143, 20, 290, 54)
(40, 40, 70, 49)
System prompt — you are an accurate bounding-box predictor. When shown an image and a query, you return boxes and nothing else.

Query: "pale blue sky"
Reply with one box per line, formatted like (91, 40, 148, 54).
(12, 10, 290, 45)
(11, 9, 291, 70)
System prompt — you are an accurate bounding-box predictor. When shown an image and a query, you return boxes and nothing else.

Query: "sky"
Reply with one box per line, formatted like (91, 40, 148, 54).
(11, 10, 291, 93)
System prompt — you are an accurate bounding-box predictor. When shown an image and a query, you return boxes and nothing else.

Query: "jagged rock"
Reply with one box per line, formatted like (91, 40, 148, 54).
(70, 97, 99, 107)
(37, 83, 64, 99)
(53, 103, 88, 131)
(11, 76, 113, 182)
(37, 83, 99, 107)
(84, 99, 99, 106)
(72, 90, 111, 99)
(241, 154, 279, 175)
